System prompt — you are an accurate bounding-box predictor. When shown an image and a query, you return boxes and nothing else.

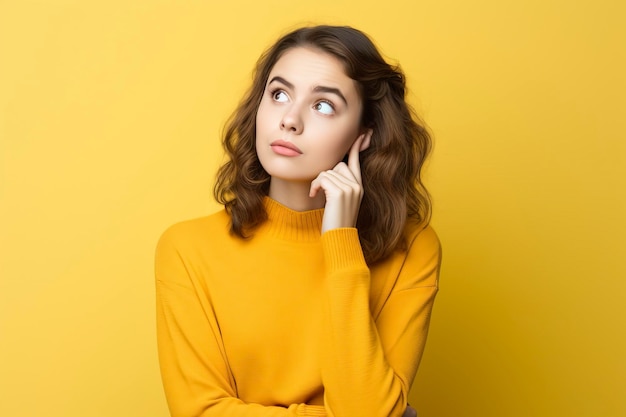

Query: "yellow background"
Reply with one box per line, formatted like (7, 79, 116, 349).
(1, 0, 624, 416)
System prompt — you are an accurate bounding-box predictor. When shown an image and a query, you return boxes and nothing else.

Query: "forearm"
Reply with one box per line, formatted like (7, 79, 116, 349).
(319, 227, 440, 417)
(322, 279, 408, 417)
(162, 391, 326, 417)
(320, 229, 408, 417)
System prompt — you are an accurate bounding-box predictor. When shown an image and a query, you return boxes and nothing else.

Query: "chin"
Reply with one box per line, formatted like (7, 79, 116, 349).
(260, 161, 313, 182)
(270, 172, 317, 183)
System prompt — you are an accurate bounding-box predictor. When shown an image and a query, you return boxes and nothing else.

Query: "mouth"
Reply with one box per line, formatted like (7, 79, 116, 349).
(270, 140, 303, 156)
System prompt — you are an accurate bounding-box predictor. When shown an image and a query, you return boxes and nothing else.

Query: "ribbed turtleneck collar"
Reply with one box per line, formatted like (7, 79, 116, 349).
(261, 197, 324, 242)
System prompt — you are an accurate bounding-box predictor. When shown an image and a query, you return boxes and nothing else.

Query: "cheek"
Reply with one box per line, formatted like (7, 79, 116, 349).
(256, 103, 283, 139)
(256, 97, 272, 124)
(255, 104, 266, 132)
(330, 124, 360, 154)
(317, 133, 356, 166)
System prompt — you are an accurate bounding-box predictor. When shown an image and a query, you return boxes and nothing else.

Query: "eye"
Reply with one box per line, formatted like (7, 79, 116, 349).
(271, 89, 288, 102)
(314, 101, 334, 115)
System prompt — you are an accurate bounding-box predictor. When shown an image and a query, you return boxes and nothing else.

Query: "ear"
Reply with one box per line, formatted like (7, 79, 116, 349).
(356, 128, 373, 151)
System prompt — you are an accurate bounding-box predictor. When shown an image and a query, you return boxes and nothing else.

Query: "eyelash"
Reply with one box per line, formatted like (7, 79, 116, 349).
(269, 88, 335, 113)
(270, 88, 287, 101)
(314, 100, 335, 114)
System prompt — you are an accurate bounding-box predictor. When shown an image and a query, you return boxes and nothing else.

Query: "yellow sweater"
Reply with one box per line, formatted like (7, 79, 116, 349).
(155, 197, 441, 417)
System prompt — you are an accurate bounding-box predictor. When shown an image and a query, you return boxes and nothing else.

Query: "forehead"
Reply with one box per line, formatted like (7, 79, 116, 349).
(268, 47, 359, 96)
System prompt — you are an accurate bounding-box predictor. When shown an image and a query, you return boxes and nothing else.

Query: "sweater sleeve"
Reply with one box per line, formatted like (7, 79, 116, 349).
(320, 226, 441, 417)
(155, 227, 327, 417)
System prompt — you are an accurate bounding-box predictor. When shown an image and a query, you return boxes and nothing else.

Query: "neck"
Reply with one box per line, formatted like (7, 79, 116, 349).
(268, 178, 325, 212)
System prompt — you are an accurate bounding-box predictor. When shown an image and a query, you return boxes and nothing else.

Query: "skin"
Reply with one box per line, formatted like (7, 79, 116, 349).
(255, 47, 371, 231)
(404, 405, 418, 417)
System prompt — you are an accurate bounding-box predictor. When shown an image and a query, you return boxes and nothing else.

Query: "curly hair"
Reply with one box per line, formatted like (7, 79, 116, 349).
(214, 25, 432, 265)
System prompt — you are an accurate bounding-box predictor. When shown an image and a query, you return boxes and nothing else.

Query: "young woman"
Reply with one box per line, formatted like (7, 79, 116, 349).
(155, 25, 441, 417)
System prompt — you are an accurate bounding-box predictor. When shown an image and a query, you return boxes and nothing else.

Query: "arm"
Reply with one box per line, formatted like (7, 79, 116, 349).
(310, 137, 441, 416)
(155, 228, 326, 417)
(319, 226, 440, 417)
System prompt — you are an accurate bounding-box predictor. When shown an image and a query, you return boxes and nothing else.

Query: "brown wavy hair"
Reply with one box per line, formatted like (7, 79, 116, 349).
(214, 25, 432, 265)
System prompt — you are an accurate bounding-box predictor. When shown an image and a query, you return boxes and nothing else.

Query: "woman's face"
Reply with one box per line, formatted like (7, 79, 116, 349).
(256, 47, 366, 183)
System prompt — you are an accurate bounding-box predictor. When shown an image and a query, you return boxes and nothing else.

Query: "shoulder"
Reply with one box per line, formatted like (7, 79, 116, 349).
(396, 221, 442, 288)
(154, 209, 236, 286)
(404, 222, 441, 256)
(156, 209, 231, 254)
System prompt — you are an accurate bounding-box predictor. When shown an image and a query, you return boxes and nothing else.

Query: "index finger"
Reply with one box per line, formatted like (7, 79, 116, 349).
(347, 135, 363, 183)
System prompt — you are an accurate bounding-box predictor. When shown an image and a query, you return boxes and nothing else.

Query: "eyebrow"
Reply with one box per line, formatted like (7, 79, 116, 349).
(268, 76, 348, 106)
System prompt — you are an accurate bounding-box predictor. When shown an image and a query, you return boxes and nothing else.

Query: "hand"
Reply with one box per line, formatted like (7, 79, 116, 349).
(309, 136, 365, 234)
(402, 404, 418, 417)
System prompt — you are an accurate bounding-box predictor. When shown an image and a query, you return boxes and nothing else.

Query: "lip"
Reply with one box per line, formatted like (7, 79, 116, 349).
(270, 140, 302, 156)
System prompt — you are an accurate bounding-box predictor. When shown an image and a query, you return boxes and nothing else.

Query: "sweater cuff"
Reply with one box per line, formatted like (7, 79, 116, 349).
(321, 228, 367, 273)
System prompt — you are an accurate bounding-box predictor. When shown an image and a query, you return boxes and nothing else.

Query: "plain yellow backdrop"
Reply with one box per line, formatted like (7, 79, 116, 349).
(1, 1, 624, 416)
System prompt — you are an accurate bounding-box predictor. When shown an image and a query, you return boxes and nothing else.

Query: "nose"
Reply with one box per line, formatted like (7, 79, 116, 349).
(280, 106, 304, 134)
